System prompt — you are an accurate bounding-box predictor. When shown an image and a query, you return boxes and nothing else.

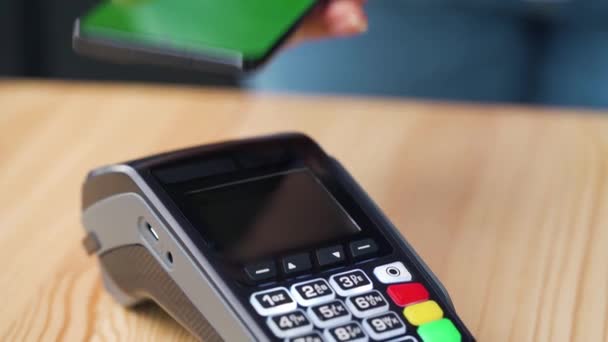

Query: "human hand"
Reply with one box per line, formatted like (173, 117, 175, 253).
(289, 0, 368, 46)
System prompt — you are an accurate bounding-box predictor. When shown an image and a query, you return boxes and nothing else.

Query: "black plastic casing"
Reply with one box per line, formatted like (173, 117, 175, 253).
(83, 133, 476, 341)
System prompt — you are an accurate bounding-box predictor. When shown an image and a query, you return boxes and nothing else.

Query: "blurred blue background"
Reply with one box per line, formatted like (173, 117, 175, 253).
(2, 1, 607, 108)
(247, 2, 608, 108)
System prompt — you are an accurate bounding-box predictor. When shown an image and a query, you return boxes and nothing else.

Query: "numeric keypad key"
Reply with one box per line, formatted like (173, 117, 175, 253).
(324, 322, 368, 342)
(250, 287, 297, 316)
(362, 312, 406, 340)
(291, 278, 335, 306)
(346, 290, 389, 318)
(267, 310, 313, 338)
(329, 269, 373, 297)
(308, 300, 352, 328)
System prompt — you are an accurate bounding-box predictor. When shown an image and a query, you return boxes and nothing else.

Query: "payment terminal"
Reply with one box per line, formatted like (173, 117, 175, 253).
(81, 133, 475, 341)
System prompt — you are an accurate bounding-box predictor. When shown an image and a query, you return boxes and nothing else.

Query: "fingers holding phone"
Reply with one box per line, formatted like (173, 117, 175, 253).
(290, 0, 368, 46)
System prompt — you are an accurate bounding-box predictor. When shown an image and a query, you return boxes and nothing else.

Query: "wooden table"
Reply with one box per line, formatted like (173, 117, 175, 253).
(1, 81, 607, 342)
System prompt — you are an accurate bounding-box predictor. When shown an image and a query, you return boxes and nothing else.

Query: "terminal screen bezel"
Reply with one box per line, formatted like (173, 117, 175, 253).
(172, 168, 363, 263)
(144, 137, 393, 277)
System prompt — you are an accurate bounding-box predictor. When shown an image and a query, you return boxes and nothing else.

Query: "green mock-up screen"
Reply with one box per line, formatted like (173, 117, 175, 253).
(81, 0, 316, 60)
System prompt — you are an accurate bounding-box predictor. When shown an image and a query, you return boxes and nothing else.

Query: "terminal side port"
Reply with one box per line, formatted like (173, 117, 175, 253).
(146, 222, 160, 241)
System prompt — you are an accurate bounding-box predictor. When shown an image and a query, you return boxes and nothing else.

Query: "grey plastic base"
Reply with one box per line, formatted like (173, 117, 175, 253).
(82, 188, 261, 341)
(100, 245, 222, 341)
(101, 268, 140, 307)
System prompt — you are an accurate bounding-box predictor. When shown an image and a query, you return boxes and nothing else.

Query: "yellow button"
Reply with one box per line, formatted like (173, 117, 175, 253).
(403, 300, 444, 326)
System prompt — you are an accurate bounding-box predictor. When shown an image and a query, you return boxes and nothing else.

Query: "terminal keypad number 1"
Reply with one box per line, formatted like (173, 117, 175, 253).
(250, 261, 462, 341)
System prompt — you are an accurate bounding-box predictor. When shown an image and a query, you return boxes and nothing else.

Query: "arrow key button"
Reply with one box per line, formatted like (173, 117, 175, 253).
(282, 253, 312, 276)
(316, 245, 346, 268)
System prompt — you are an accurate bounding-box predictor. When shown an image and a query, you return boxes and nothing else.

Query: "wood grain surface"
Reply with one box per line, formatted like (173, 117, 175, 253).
(1, 81, 607, 342)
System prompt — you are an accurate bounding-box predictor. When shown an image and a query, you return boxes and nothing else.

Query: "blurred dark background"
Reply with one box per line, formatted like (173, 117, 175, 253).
(0, 0, 237, 86)
(2, 1, 607, 108)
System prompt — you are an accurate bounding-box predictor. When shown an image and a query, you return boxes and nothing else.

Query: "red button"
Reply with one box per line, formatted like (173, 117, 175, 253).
(387, 283, 429, 307)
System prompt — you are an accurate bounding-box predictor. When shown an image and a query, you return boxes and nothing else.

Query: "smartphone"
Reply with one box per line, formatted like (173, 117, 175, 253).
(73, 0, 318, 75)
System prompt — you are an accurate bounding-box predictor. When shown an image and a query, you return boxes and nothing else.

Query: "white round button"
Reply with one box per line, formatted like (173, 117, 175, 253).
(373, 262, 412, 284)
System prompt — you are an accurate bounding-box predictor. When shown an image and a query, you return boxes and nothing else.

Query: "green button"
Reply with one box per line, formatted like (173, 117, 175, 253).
(418, 318, 461, 342)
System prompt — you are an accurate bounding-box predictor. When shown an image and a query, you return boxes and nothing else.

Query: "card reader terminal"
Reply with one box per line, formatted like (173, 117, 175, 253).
(81, 133, 475, 341)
